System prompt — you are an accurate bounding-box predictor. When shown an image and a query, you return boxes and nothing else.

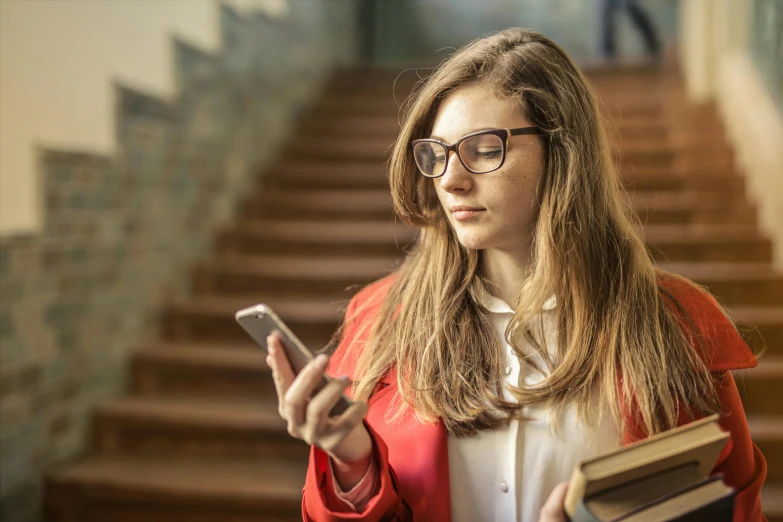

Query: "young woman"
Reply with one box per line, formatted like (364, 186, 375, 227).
(266, 29, 767, 521)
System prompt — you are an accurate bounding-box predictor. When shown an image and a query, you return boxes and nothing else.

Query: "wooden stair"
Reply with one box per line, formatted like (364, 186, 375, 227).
(45, 67, 783, 521)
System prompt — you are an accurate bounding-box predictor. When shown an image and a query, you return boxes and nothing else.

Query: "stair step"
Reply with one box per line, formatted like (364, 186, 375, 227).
(45, 454, 305, 522)
(162, 295, 347, 343)
(764, 483, 783, 522)
(93, 396, 306, 460)
(736, 356, 783, 416)
(242, 188, 395, 221)
(729, 307, 783, 356)
(194, 254, 397, 296)
(631, 192, 755, 226)
(215, 220, 417, 258)
(662, 263, 783, 306)
(262, 161, 388, 191)
(643, 224, 771, 263)
(749, 417, 783, 482)
(132, 343, 273, 399)
(282, 137, 394, 161)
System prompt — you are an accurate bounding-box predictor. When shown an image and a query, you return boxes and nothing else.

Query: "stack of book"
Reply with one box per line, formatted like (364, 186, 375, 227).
(566, 414, 734, 521)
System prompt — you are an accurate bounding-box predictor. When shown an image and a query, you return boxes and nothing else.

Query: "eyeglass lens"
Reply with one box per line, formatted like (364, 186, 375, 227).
(413, 134, 504, 177)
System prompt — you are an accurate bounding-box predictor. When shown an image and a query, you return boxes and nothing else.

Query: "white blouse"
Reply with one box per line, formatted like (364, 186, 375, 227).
(449, 286, 620, 522)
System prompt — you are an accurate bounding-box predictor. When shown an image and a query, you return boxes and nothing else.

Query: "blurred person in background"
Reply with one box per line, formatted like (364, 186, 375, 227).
(599, 0, 661, 61)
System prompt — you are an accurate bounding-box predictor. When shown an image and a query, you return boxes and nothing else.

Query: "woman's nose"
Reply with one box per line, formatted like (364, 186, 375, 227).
(438, 150, 473, 193)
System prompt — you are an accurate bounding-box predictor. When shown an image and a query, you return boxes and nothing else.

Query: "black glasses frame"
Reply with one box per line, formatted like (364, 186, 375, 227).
(410, 126, 543, 178)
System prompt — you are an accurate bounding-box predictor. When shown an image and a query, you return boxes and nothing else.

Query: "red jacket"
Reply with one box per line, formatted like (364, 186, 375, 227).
(302, 275, 767, 521)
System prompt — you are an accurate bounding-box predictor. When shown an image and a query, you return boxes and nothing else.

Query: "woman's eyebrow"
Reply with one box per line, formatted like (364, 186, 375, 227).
(429, 127, 498, 141)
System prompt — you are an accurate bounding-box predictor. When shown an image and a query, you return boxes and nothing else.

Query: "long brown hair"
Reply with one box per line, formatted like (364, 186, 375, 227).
(337, 28, 723, 438)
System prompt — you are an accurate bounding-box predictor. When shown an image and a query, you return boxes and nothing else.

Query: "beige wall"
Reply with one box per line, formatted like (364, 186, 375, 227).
(0, 0, 286, 237)
(679, 0, 783, 269)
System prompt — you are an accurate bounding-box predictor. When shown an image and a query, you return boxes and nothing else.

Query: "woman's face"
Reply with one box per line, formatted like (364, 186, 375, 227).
(430, 82, 545, 254)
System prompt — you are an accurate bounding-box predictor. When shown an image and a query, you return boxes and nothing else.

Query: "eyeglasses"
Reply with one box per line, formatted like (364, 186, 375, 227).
(410, 127, 543, 178)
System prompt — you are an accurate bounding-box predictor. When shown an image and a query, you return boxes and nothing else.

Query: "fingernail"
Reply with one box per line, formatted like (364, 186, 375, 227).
(315, 354, 328, 365)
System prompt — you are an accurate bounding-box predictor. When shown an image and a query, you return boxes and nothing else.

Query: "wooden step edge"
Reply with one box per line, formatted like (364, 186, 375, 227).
(165, 294, 349, 316)
(763, 483, 783, 515)
(734, 355, 783, 377)
(134, 343, 269, 371)
(95, 396, 282, 431)
(747, 416, 783, 437)
(46, 454, 306, 505)
(661, 262, 782, 281)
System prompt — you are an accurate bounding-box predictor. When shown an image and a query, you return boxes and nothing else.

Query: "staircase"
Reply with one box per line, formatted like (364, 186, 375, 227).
(44, 66, 783, 521)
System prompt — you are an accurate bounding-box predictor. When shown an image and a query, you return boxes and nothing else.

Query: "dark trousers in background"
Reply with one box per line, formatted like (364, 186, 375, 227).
(600, 0, 661, 59)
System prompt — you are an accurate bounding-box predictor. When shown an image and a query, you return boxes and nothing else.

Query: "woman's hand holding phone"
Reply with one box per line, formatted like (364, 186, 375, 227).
(265, 331, 374, 491)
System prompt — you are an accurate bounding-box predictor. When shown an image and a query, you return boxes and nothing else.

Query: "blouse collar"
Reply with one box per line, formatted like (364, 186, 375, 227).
(469, 280, 557, 314)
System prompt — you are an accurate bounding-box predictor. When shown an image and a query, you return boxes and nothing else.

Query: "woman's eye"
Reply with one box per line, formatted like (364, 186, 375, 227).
(477, 150, 501, 159)
(434, 155, 447, 163)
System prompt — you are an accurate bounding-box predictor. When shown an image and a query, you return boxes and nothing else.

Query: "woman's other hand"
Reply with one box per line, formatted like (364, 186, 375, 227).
(266, 331, 373, 490)
(540, 481, 569, 522)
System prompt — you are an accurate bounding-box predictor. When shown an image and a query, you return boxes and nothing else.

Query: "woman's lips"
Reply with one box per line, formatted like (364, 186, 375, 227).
(453, 209, 485, 221)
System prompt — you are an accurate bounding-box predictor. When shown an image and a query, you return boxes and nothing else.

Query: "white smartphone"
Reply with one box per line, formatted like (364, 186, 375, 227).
(235, 303, 352, 417)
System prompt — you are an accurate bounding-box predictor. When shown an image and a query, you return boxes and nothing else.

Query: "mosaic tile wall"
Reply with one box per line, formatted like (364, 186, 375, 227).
(0, 2, 360, 521)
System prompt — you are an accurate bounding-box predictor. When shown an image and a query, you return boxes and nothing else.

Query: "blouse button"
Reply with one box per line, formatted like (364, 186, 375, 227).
(500, 480, 509, 493)
(504, 365, 512, 376)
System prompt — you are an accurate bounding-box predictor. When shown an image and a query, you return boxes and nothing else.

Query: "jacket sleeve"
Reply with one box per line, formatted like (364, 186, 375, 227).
(710, 371, 768, 522)
(301, 420, 413, 521)
(301, 282, 413, 521)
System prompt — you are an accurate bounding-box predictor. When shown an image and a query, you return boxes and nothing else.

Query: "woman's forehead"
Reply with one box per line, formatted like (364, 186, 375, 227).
(431, 84, 529, 141)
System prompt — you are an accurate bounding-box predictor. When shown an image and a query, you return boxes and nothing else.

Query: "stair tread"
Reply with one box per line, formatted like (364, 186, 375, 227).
(257, 188, 393, 206)
(747, 416, 783, 437)
(642, 224, 763, 242)
(168, 295, 347, 322)
(727, 307, 783, 323)
(135, 343, 268, 370)
(736, 355, 783, 376)
(763, 483, 783, 512)
(236, 219, 417, 243)
(97, 396, 282, 429)
(662, 262, 782, 280)
(209, 253, 397, 279)
(48, 454, 305, 500)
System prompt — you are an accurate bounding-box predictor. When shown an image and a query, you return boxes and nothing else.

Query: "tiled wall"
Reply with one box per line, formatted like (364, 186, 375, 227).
(0, 2, 359, 521)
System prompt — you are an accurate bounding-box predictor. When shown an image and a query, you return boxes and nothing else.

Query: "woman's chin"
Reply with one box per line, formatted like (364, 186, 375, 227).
(455, 232, 493, 251)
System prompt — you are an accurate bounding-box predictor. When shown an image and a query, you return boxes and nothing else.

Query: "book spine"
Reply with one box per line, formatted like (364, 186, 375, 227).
(564, 467, 589, 517)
